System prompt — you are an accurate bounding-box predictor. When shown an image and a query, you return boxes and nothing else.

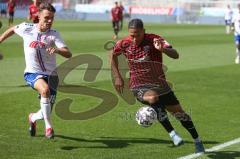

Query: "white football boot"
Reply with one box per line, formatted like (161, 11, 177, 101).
(169, 130, 184, 146)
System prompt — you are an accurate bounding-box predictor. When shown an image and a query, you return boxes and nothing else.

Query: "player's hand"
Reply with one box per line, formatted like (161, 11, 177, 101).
(114, 77, 124, 94)
(46, 47, 58, 55)
(153, 38, 163, 51)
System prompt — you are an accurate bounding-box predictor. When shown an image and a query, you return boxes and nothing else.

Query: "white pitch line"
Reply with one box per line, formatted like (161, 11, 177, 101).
(178, 137, 240, 159)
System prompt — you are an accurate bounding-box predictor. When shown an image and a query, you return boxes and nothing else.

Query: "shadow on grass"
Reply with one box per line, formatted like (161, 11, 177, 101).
(206, 151, 240, 159)
(56, 135, 219, 150)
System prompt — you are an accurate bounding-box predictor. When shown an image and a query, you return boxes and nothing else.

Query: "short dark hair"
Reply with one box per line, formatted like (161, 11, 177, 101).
(39, 2, 56, 13)
(128, 18, 144, 29)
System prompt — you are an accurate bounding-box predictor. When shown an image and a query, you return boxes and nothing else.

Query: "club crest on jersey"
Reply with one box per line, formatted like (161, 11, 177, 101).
(137, 55, 150, 62)
(29, 41, 46, 49)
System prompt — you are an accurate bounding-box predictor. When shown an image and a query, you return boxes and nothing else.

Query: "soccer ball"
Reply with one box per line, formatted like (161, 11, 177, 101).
(135, 106, 157, 127)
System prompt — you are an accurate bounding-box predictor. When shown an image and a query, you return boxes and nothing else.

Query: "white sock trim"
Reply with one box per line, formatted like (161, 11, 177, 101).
(41, 97, 49, 103)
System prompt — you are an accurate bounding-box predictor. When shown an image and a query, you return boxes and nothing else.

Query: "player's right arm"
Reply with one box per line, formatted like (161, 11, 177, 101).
(109, 41, 124, 94)
(0, 26, 15, 44)
(110, 50, 124, 94)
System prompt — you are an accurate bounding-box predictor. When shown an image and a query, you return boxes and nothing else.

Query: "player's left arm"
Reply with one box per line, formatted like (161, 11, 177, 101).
(153, 38, 179, 59)
(0, 26, 15, 44)
(46, 47, 72, 58)
(162, 47, 179, 59)
(47, 31, 72, 58)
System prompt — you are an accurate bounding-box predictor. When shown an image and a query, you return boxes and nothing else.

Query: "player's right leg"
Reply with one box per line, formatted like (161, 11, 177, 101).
(28, 110, 43, 136)
(24, 73, 45, 136)
(132, 87, 183, 146)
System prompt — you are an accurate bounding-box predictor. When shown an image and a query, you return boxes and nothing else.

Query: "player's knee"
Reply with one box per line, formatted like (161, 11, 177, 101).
(143, 90, 159, 104)
(39, 87, 50, 97)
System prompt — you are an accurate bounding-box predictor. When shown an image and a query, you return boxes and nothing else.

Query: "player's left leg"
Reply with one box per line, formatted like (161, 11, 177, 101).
(34, 78, 54, 139)
(165, 103, 205, 153)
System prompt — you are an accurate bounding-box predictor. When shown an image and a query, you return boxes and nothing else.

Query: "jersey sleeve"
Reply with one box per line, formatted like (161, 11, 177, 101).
(54, 31, 67, 48)
(112, 40, 124, 56)
(14, 22, 28, 37)
(162, 39, 172, 48)
(149, 34, 172, 49)
(157, 35, 172, 48)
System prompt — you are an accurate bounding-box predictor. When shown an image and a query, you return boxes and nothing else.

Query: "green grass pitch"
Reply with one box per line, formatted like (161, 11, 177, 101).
(0, 18, 240, 159)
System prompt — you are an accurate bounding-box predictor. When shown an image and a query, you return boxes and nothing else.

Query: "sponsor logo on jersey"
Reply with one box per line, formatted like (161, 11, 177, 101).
(29, 41, 47, 49)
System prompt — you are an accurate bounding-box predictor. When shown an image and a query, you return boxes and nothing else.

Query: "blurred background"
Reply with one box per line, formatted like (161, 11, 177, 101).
(1, 0, 240, 24)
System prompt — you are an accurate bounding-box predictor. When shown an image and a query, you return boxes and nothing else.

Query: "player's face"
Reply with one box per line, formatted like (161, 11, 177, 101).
(128, 28, 145, 46)
(38, 10, 54, 31)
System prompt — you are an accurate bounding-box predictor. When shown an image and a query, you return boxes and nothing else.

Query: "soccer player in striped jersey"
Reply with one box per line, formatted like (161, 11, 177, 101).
(0, 2, 72, 139)
(110, 19, 205, 153)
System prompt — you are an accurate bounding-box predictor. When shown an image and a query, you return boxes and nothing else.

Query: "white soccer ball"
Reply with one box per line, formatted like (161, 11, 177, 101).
(135, 106, 157, 127)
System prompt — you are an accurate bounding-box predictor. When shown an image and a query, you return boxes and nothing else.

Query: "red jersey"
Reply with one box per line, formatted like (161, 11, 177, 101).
(7, 1, 15, 13)
(29, 4, 39, 23)
(113, 33, 172, 91)
(111, 6, 121, 21)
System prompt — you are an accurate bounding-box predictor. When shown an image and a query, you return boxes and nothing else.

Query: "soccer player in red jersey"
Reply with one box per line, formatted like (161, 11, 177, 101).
(28, 0, 42, 23)
(110, 19, 205, 153)
(111, 2, 121, 39)
(7, 0, 16, 27)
